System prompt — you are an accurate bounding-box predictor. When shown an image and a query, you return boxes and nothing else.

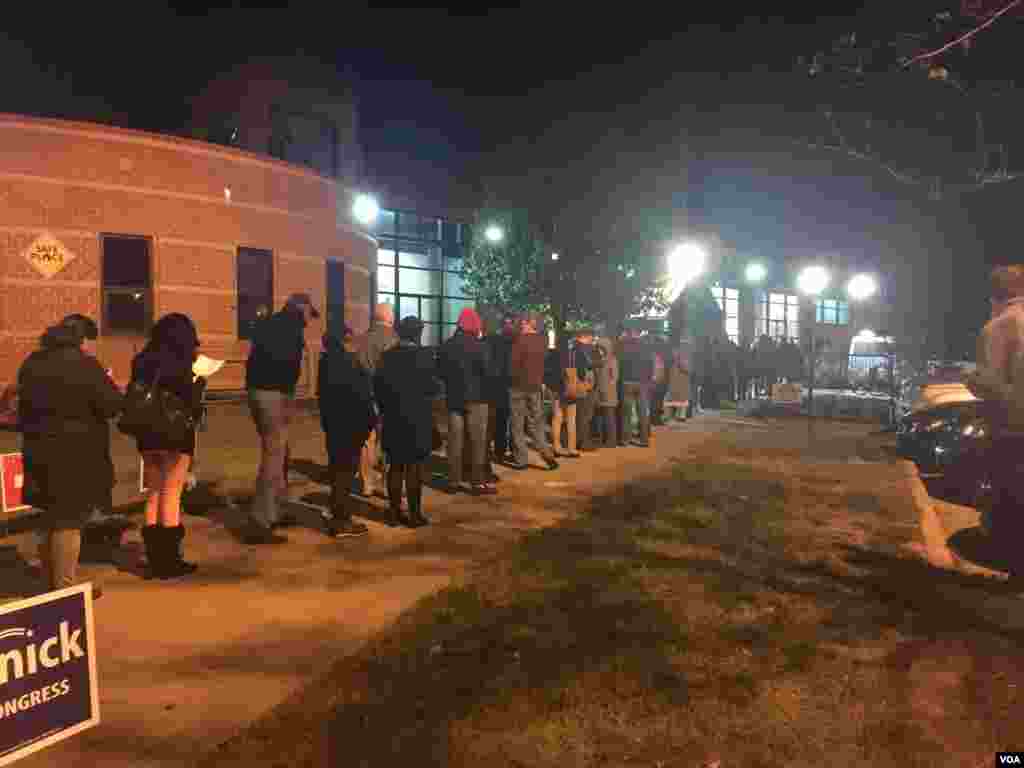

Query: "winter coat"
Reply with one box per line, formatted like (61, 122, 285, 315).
(318, 335, 377, 461)
(619, 338, 654, 384)
(595, 338, 619, 407)
(129, 345, 205, 456)
(17, 325, 124, 528)
(485, 332, 514, 403)
(245, 308, 308, 396)
(356, 324, 398, 380)
(666, 351, 691, 405)
(509, 332, 547, 391)
(375, 340, 441, 464)
(439, 329, 491, 412)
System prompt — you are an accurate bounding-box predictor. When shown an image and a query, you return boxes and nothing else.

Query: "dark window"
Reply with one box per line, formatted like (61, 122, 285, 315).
(101, 235, 151, 335)
(237, 247, 274, 340)
(326, 259, 345, 339)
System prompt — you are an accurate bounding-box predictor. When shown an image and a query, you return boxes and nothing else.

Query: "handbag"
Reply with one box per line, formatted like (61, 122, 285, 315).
(118, 363, 196, 446)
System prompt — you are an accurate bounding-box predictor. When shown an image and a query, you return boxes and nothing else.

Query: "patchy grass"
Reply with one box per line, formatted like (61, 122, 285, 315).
(199, 432, 1024, 768)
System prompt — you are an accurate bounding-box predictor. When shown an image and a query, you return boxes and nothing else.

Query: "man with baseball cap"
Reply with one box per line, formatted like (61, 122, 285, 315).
(245, 293, 319, 544)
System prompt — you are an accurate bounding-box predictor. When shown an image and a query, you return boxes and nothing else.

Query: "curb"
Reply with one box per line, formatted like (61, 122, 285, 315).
(899, 459, 1024, 633)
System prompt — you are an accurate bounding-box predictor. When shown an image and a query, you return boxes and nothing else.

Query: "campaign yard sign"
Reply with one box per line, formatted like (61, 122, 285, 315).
(0, 585, 99, 765)
(0, 455, 31, 516)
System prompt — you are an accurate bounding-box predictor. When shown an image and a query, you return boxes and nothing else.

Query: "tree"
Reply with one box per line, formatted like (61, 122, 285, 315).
(793, 5, 1024, 199)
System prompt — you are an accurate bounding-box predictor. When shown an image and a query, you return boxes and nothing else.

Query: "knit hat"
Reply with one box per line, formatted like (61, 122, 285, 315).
(397, 315, 424, 343)
(457, 307, 482, 335)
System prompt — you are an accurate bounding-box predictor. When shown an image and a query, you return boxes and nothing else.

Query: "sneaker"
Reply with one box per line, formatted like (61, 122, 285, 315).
(544, 456, 559, 471)
(327, 518, 369, 538)
(507, 462, 529, 471)
(472, 483, 498, 496)
(242, 522, 288, 545)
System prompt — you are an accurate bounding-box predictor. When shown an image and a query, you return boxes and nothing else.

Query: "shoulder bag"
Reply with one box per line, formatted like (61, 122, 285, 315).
(118, 363, 196, 446)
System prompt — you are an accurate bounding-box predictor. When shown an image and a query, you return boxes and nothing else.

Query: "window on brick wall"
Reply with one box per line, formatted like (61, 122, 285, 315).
(237, 247, 274, 340)
(101, 234, 152, 335)
(326, 259, 345, 340)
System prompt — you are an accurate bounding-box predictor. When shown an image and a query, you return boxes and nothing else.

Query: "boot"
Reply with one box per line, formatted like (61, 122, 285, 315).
(160, 525, 198, 580)
(408, 489, 429, 527)
(141, 525, 163, 580)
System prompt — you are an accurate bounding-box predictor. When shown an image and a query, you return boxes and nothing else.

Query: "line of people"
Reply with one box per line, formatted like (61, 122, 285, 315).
(14, 296, 693, 597)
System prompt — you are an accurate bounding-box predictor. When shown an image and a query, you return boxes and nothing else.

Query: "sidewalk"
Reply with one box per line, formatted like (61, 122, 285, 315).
(2, 405, 720, 768)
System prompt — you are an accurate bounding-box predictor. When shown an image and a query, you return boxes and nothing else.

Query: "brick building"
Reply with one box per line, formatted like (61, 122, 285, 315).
(0, 113, 376, 393)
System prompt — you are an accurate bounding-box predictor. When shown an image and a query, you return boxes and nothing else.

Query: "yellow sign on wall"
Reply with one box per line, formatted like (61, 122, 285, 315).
(23, 233, 77, 279)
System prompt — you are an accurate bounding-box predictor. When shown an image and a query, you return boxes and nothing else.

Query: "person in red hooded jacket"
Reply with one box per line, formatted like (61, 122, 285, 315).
(438, 308, 496, 496)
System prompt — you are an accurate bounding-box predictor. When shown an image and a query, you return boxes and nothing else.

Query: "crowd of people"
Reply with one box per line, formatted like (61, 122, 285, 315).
(13, 294, 693, 598)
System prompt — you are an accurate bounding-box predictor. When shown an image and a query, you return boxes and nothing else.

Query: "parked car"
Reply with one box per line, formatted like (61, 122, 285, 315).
(897, 399, 993, 514)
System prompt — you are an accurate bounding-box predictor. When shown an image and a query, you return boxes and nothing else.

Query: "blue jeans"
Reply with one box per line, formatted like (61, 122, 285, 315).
(509, 388, 554, 466)
(248, 389, 294, 527)
(622, 382, 650, 444)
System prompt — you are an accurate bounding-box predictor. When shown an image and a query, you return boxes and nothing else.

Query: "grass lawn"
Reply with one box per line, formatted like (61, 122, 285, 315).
(201, 431, 1024, 768)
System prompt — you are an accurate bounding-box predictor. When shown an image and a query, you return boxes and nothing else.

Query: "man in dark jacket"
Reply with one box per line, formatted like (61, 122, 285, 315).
(439, 308, 495, 495)
(619, 328, 654, 447)
(573, 328, 598, 452)
(245, 293, 318, 544)
(318, 325, 372, 539)
(507, 312, 559, 471)
(485, 313, 516, 467)
(19, 314, 123, 595)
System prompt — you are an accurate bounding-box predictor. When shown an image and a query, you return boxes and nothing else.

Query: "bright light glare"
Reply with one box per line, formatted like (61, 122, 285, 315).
(352, 194, 380, 225)
(745, 263, 766, 282)
(551, 252, 559, 261)
(485, 225, 504, 243)
(667, 242, 707, 300)
(855, 329, 878, 340)
(847, 273, 877, 301)
(797, 265, 830, 296)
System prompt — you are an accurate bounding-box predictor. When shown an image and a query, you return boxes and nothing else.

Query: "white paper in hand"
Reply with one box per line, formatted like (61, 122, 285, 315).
(193, 354, 226, 380)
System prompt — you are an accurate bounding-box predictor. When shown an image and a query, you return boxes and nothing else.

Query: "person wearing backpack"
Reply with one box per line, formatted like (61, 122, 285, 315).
(128, 313, 207, 580)
(18, 314, 123, 596)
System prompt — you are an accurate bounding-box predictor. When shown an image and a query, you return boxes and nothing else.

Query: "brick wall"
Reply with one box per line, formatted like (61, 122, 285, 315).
(0, 115, 376, 393)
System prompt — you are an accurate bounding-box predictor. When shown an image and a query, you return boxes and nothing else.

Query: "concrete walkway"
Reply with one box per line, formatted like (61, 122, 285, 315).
(2, 405, 720, 768)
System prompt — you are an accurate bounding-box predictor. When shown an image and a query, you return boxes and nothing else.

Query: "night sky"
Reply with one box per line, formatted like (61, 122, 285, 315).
(3, 2, 1019, 357)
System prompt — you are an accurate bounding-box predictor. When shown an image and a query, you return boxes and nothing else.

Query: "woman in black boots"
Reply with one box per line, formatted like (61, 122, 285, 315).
(374, 316, 439, 526)
(130, 314, 206, 580)
(317, 324, 373, 538)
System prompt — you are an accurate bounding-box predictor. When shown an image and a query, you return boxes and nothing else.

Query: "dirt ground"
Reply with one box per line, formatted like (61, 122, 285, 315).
(0, 404, 719, 768)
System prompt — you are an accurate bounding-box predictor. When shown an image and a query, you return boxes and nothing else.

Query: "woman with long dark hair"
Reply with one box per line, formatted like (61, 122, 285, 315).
(375, 316, 440, 526)
(129, 313, 206, 579)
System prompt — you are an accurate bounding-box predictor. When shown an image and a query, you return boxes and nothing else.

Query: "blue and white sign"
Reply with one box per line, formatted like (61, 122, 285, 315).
(0, 585, 99, 765)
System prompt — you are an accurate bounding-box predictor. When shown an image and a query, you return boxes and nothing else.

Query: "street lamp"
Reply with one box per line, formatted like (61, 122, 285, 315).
(745, 262, 767, 283)
(667, 241, 707, 302)
(551, 252, 559, 261)
(352, 194, 380, 226)
(847, 273, 877, 302)
(485, 225, 504, 243)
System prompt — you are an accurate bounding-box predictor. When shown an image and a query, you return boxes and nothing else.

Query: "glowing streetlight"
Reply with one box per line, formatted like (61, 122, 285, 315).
(551, 252, 559, 261)
(797, 265, 830, 296)
(745, 262, 767, 283)
(485, 225, 504, 243)
(352, 194, 380, 225)
(847, 273, 878, 302)
(667, 242, 707, 300)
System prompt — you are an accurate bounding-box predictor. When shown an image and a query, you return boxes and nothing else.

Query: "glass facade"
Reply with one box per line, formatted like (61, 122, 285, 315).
(370, 208, 471, 346)
(816, 298, 850, 325)
(759, 293, 800, 342)
(711, 283, 740, 344)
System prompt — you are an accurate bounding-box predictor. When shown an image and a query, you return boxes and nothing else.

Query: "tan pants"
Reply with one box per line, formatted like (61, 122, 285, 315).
(38, 529, 82, 592)
(551, 398, 577, 456)
(359, 427, 384, 495)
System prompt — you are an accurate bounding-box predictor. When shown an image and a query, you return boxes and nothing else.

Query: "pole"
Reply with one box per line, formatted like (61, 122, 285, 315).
(888, 340, 897, 425)
(808, 319, 816, 417)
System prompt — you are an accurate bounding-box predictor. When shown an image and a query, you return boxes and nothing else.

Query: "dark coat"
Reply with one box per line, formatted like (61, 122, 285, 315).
(375, 341, 440, 464)
(245, 308, 307, 395)
(484, 332, 514, 402)
(129, 346, 205, 455)
(318, 335, 377, 463)
(619, 338, 654, 384)
(17, 326, 124, 529)
(439, 330, 490, 412)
